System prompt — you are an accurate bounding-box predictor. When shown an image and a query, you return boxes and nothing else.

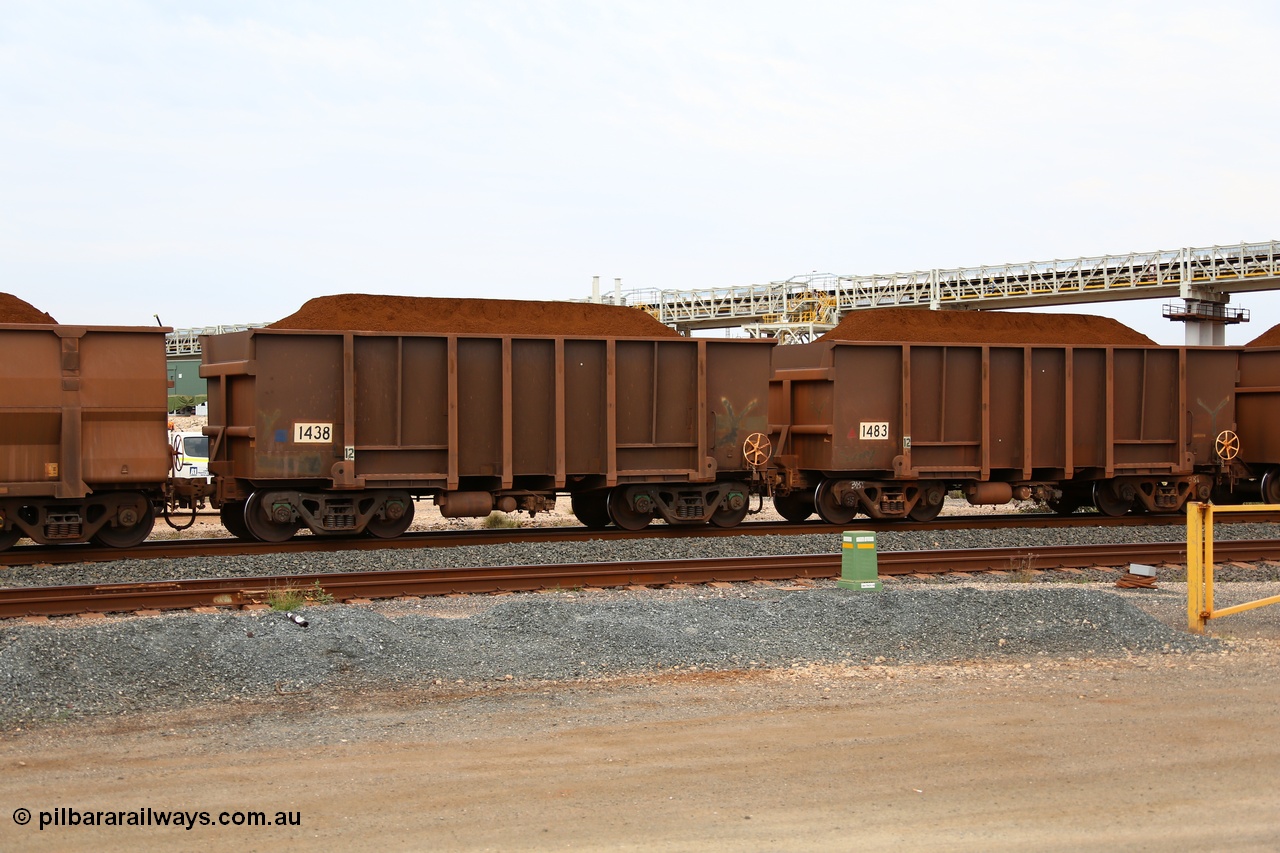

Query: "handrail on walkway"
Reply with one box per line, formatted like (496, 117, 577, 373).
(1187, 502, 1280, 633)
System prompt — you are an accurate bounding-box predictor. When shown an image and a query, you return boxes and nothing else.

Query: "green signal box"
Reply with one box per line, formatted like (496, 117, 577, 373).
(836, 530, 882, 592)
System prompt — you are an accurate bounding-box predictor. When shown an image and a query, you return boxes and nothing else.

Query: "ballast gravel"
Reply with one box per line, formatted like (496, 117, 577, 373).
(1, 583, 1216, 725)
(3, 521, 1280, 589)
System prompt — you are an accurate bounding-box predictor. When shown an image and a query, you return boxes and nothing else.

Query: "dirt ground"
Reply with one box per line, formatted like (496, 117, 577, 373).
(1, 634, 1278, 851)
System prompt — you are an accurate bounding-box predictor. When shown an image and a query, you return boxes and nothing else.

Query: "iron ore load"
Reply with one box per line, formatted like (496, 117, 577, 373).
(4, 290, 1280, 553)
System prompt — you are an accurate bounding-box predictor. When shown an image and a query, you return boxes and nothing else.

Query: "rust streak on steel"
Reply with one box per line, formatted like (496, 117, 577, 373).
(1, 539, 1277, 619)
(4, 510, 1280, 568)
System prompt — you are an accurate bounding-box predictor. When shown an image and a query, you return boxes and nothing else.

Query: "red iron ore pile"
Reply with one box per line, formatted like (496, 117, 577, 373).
(1245, 323, 1280, 348)
(0, 293, 57, 324)
(269, 294, 680, 337)
(818, 306, 1155, 345)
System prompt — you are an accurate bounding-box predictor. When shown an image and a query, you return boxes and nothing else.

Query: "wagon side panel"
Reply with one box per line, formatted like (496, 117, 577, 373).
(351, 335, 450, 482)
(0, 328, 66, 489)
(1029, 348, 1067, 476)
(1110, 347, 1182, 472)
(614, 339, 699, 476)
(905, 344, 985, 478)
(1070, 348, 1107, 471)
(563, 339, 608, 477)
(510, 338, 556, 478)
(78, 330, 171, 486)
(986, 346, 1027, 475)
(828, 344, 903, 475)
(704, 340, 773, 476)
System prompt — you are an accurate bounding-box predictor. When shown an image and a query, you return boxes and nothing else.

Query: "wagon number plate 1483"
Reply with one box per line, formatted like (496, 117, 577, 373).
(859, 422, 890, 440)
(294, 423, 334, 443)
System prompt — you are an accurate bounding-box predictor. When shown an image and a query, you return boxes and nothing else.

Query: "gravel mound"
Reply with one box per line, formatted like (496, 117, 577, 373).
(0, 586, 1214, 724)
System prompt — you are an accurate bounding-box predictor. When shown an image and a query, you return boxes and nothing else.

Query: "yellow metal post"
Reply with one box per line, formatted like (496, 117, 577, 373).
(1204, 503, 1215, 619)
(1187, 502, 1205, 634)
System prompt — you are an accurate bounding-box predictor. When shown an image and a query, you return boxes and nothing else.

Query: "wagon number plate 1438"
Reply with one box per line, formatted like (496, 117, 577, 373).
(859, 422, 890, 440)
(294, 423, 334, 443)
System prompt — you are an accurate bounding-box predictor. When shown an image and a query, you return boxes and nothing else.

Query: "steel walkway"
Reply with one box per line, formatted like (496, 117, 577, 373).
(610, 240, 1280, 336)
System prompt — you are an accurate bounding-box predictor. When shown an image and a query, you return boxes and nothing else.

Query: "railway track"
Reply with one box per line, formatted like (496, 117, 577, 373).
(4, 538, 1278, 620)
(5, 509, 1280, 568)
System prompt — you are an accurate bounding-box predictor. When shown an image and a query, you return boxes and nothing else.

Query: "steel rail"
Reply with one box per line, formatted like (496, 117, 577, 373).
(5, 510, 1279, 568)
(3, 538, 1277, 619)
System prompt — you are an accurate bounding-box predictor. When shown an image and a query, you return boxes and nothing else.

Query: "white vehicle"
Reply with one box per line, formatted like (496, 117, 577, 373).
(169, 430, 210, 481)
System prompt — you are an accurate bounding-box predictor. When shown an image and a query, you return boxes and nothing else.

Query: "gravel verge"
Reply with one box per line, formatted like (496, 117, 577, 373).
(1, 582, 1220, 726)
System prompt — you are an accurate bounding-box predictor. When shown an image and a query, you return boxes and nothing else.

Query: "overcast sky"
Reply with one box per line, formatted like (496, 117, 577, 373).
(2, 1, 1277, 344)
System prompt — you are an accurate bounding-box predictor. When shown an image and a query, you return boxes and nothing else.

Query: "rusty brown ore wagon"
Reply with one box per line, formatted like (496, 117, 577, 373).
(201, 329, 774, 540)
(0, 323, 171, 550)
(766, 339, 1250, 523)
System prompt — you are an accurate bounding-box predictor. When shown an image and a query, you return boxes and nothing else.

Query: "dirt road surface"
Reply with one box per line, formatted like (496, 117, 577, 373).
(3, 639, 1279, 852)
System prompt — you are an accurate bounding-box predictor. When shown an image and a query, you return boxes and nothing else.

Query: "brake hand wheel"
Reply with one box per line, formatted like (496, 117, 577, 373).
(1215, 429, 1240, 461)
(743, 432, 772, 469)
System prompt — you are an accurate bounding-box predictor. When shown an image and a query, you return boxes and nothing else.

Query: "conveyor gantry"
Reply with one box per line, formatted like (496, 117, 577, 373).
(603, 240, 1279, 345)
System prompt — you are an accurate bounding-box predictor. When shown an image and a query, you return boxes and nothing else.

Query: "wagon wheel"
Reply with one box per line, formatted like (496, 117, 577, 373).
(709, 482, 750, 528)
(1091, 481, 1132, 518)
(1259, 469, 1280, 505)
(365, 492, 415, 539)
(1215, 430, 1240, 461)
(742, 433, 772, 469)
(607, 489, 652, 531)
(243, 492, 300, 543)
(814, 480, 857, 525)
(219, 500, 252, 540)
(91, 496, 156, 548)
(1047, 489, 1083, 516)
(0, 525, 21, 552)
(772, 491, 813, 523)
(571, 490, 612, 529)
(907, 482, 946, 522)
